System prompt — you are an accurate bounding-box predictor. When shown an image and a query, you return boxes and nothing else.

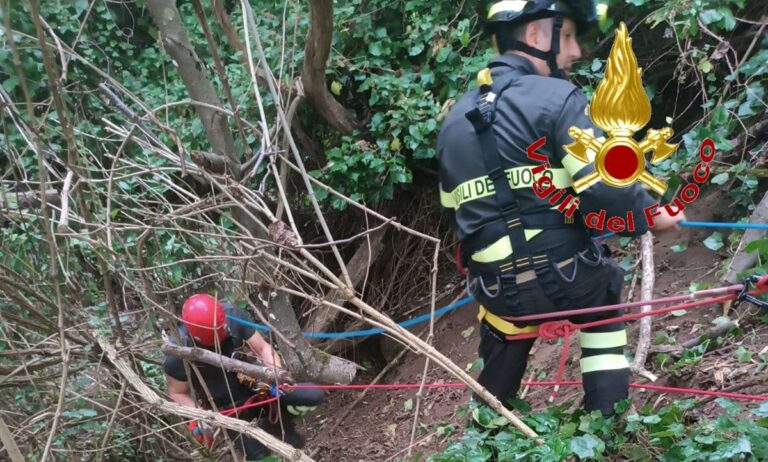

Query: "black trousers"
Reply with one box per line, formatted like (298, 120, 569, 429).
(475, 255, 630, 417)
(226, 385, 325, 460)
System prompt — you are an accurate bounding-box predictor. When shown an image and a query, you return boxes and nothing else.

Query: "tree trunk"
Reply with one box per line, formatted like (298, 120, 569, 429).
(301, 0, 358, 135)
(305, 228, 387, 334)
(144, 0, 240, 175)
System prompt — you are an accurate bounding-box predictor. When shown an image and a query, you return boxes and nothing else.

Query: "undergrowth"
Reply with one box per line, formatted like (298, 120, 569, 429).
(426, 398, 768, 462)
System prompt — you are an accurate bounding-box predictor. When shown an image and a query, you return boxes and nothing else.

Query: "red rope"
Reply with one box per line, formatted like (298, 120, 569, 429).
(286, 382, 768, 401)
(220, 395, 280, 416)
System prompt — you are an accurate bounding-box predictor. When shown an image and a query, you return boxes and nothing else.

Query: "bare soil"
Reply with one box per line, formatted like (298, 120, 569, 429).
(299, 191, 768, 462)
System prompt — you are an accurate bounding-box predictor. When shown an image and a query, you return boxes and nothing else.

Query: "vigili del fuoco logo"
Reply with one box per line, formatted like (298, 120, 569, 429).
(527, 22, 715, 233)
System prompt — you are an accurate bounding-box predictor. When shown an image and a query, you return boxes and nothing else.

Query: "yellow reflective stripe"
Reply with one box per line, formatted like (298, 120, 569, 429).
(478, 306, 538, 335)
(488, 0, 528, 18)
(440, 188, 456, 209)
(470, 230, 543, 263)
(561, 153, 590, 179)
(446, 167, 571, 210)
(580, 354, 630, 373)
(579, 330, 627, 349)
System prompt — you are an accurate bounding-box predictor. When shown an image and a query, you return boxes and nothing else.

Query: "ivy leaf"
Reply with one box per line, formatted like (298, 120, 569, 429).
(330, 81, 342, 96)
(735, 346, 753, 363)
(408, 43, 425, 56)
(570, 434, 602, 458)
(404, 399, 413, 412)
(369, 42, 383, 57)
(698, 59, 713, 74)
(711, 172, 729, 185)
(626, 0, 647, 5)
(75, 0, 89, 15)
(671, 241, 688, 253)
(714, 437, 751, 459)
(699, 9, 723, 25)
(745, 238, 768, 254)
(703, 232, 724, 251)
(717, 7, 737, 30)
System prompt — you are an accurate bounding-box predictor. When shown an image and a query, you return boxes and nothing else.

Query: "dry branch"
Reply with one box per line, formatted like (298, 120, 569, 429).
(0, 416, 24, 462)
(632, 232, 658, 382)
(160, 342, 295, 384)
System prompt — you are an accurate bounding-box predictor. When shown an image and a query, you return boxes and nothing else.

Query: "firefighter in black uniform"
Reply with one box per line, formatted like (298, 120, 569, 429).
(438, 0, 686, 417)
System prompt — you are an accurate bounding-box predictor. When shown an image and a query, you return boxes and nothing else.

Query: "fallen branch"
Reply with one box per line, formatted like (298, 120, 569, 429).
(97, 333, 315, 461)
(0, 415, 24, 462)
(724, 190, 768, 283)
(160, 342, 295, 384)
(650, 320, 739, 355)
(632, 232, 658, 382)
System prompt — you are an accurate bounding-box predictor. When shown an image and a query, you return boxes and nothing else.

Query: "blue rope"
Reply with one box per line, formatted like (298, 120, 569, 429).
(680, 221, 768, 230)
(227, 296, 474, 340)
(227, 221, 765, 338)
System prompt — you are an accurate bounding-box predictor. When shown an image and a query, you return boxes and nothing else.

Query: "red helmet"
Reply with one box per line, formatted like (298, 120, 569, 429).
(182, 294, 229, 346)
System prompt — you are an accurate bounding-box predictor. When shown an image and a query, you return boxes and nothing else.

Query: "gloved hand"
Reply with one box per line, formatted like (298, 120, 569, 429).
(187, 420, 214, 447)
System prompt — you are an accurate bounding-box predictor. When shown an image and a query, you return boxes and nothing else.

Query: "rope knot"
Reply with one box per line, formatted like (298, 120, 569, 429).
(538, 320, 576, 340)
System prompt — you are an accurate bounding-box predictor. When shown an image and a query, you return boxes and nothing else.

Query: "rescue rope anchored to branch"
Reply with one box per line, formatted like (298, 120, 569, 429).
(228, 274, 768, 338)
(221, 275, 768, 419)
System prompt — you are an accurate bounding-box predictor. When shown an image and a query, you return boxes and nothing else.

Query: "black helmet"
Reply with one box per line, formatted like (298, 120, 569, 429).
(487, 0, 598, 35)
(486, 0, 600, 78)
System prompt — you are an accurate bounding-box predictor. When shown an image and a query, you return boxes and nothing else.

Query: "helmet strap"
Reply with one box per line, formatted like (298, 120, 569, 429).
(508, 15, 565, 79)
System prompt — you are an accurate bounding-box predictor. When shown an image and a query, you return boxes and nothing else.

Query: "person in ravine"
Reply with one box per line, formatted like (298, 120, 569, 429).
(164, 294, 324, 460)
(437, 0, 686, 419)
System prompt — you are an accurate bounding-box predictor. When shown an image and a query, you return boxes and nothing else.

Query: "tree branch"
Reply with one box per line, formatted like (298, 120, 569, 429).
(160, 342, 295, 384)
(300, 0, 358, 135)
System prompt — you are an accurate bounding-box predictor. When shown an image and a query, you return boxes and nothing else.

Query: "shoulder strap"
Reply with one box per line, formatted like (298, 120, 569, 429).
(465, 68, 535, 269)
(464, 67, 572, 308)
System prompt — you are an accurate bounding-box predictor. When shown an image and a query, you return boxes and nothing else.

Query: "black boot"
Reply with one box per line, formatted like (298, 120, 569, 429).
(260, 417, 305, 449)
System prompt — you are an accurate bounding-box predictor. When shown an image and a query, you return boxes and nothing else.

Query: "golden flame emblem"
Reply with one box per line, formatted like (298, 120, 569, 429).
(565, 22, 677, 195)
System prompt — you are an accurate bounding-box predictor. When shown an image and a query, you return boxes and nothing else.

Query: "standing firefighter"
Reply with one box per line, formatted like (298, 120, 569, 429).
(164, 294, 324, 459)
(438, 0, 686, 417)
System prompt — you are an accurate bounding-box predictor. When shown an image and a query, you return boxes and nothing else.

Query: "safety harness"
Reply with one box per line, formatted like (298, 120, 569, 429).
(462, 63, 593, 320)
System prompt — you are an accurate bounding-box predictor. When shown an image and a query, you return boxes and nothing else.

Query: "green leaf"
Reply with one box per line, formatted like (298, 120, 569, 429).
(714, 436, 751, 459)
(74, 0, 89, 15)
(404, 399, 413, 411)
(698, 59, 713, 74)
(717, 7, 737, 30)
(408, 43, 425, 56)
(369, 42, 382, 57)
(671, 241, 688, 253)
(330, 81, 342, 96)
(570, 434, 602, 458)
(735, 346, 753, 363)
(626, 0, 647, 5)
(703, 232, 724, 251)
(699, 9, 723, 25)
(711, 172, 729, 185)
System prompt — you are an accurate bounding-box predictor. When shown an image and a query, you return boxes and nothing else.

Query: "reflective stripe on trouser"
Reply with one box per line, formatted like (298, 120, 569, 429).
(579, 322, 630, 417)
(286, 405, 317, 416)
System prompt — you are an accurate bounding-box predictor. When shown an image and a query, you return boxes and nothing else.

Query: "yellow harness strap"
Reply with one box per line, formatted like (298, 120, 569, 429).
(477, 306, 539, 336)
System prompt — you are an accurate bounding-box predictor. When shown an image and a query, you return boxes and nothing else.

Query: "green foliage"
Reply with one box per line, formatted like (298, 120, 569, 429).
(429, 398, 768, 461)
(306, 1, 493, 208)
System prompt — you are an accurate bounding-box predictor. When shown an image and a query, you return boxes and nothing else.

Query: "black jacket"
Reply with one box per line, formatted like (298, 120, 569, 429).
(438, 54, 655, 263)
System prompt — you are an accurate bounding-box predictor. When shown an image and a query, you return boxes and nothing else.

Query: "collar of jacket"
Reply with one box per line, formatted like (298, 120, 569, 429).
(489, 53, 539, 77)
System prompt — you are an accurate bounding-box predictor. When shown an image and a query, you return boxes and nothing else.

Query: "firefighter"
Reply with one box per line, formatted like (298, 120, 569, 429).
(164, 294, 324, 460)
(438, 0, 686, 417)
